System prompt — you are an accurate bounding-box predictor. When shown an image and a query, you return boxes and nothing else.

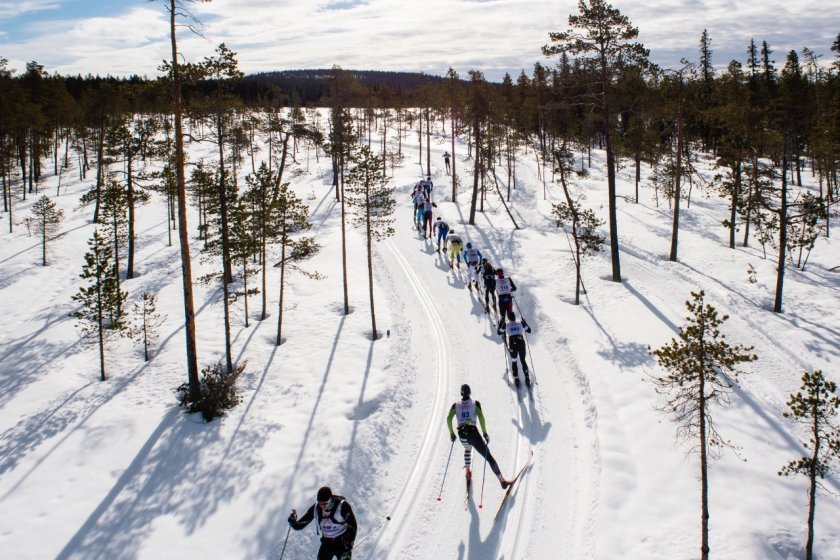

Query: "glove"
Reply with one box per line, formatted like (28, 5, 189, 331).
(287, 511, 297, 525)
(450, 433, 456, 442)
(483, 433, 490, 443)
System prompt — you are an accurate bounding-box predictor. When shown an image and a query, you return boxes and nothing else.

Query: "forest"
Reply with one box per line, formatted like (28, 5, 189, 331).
(2, 1, 840, 559)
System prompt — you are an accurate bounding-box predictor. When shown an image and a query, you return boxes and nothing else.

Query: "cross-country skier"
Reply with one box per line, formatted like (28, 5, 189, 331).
(411, 191, 424, 228)
(494, 268, 517, 316)
(462, 242, 483, 291)
(479, 258, 498, 313)
(446, 231, 464, 268)
(422, 175, 434, 198)
(422, 197, 436, 238)
(433, 217, 450, 251)
(497, 310, 532, 388)
(446, 384, 511, 489)
(442, 151, 451, 174)
(288, 486, 358, 560)
(415, 196, 427, 232)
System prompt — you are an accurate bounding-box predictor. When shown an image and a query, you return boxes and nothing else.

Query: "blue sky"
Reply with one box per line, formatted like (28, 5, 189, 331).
(0, 0, 836, 81)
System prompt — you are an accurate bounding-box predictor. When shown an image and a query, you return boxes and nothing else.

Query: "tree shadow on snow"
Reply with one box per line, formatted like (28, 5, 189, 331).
(55, 406, 267, 560)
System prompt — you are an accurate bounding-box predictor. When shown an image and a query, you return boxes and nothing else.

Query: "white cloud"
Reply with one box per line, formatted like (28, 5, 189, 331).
(0, 1, 61, 20)
(3, 0, 836, 80)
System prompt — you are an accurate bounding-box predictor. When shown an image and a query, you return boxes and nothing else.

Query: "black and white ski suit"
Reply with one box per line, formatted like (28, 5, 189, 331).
(498, 318, 531, 379)
(289, 496, 358, 560)
(446, 398, 502, 477)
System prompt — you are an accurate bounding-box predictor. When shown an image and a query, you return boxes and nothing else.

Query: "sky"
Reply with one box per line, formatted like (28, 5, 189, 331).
(0, 0, 837, 81)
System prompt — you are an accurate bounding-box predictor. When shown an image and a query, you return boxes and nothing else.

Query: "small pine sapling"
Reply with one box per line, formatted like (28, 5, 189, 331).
(176, 361, 245, 422)
(132, 291, 166, 362)
(24, 195, 65, 266)
(72, 229, 131, 381)
(779, 370, 840, 560)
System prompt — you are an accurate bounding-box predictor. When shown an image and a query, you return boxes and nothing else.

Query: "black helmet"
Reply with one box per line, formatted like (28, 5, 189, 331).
(507, 310, 516, 321)
(317, 486, 333, 503)
(481, 257, 488, 263)
(460, 384, 471, 400)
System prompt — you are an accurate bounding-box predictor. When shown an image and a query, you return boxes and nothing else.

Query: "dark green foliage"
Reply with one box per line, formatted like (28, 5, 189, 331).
(23, 194, 64, 265)
(779, 370, 839, 560)
(176, 361, 244, 422)
(132, 291, 166, 362)
(72, 229, 130, 381)
(649, 290, 757, 560)
(650, 291, 757, 447)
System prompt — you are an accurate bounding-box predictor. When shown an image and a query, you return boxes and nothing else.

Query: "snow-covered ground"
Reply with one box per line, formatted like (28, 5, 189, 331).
(0, 114, 838, 560)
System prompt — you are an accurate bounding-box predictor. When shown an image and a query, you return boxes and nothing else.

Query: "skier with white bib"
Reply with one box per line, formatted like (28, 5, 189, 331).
(498, 310, 532, 388)
(288, 486, 357, 560)
(494, 268, 518, 316)
(462, 242, 483, 291)
(446, 384, 511, 489)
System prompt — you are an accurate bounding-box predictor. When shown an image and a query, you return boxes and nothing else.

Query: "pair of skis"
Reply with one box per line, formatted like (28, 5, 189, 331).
(493, 449, 534, 522)
(459, 451, 534, 521)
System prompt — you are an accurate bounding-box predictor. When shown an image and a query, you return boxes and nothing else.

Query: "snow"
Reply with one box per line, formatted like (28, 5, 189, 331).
(1, 113, 839, 560)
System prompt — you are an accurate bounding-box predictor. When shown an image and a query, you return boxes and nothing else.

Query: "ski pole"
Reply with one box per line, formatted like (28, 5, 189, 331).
(353, 515, 391, 551)
(479, 447, 488, 509)
(513, 298, 537, 384)
(278, 510, 295, 560)
(436, 438, 455, 501)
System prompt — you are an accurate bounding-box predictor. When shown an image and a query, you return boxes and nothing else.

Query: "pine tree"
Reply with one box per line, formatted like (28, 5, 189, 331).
(244, 162, 275, 321)
(649, 291, 757, 560)
(132, 291, 166, 362)
(100, 177, 129, 321)
(552, 146, 605, 305)
(543, 0, 650, 282)
(72, 229, 130, 381)
(159, 0, 210, 401)
(779, 370, 840, 560)
(345, 145, 395, 340)
(23, 194, 64, 265)
(272, 183, 319, 346)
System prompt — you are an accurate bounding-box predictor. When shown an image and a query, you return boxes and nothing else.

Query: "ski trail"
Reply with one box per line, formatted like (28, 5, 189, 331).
(369, 238, 451, 554)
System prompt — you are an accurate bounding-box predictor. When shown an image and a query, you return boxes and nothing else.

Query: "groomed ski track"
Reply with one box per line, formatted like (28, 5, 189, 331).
(366, 168, 599, 559)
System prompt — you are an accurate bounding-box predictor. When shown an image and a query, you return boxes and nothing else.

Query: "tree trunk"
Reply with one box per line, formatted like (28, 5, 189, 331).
(699, 373, 710, 560)
(774, 154, 788, 313)
(729, 160, 740, 249)
(669, 114, 683, 262)
(276, 239, 286, 345)
(169, 0, 200, 400)
(96, 243, 106, 382)
(451, 107, 457, 202)
(93, 125, 105, 223)
(126, 157, 136, 279)
(805, 403, 819, 560)
(426, 108, 431, 179)
(468, 117, 480, 225)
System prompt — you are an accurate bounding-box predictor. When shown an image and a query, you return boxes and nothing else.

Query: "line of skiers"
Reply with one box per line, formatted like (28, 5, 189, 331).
(419, 200, 533, 388)
(409, 176, 537, 493)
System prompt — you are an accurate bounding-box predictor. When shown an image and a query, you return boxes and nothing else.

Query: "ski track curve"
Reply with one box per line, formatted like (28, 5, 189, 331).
(370, 184, 545, 559)
(369, 237, 451, 556)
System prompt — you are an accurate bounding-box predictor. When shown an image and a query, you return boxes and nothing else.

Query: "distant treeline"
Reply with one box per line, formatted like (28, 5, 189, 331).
(53, 68, 450, 110)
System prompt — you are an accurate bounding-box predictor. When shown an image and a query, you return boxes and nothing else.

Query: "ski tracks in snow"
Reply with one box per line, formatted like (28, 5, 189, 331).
(366, 199, 596, 558)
